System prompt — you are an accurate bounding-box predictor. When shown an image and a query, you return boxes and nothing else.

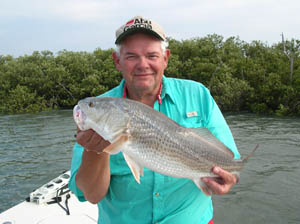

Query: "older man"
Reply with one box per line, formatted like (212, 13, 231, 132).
(69, 16, 240, 224)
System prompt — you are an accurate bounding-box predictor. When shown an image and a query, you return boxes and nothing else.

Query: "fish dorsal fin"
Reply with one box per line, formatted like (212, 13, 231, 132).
(123, 153, 143, 184)
(188, 127, 234, 158)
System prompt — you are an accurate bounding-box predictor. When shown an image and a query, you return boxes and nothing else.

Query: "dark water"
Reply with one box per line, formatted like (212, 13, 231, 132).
(214, 114, 300, 224)
(0, 111, 299, 223)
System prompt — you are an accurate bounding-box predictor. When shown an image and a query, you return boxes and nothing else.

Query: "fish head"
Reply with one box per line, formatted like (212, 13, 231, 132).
(73, 97, 130, 142)
(74, 97, 115, 130)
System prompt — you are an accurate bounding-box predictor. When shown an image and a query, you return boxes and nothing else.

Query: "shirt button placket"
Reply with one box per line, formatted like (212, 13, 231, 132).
(153, 173, 164, 224)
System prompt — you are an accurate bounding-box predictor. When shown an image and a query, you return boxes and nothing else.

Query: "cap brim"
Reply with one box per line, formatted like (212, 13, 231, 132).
(115, 28, 164, 44)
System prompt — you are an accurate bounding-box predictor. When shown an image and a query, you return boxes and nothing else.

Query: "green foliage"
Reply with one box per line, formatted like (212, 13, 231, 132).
(0, 35, 299, 116)
(250, 103, 270, 114)
(209, 70, 254, 111)
(1, 85, 47, 113)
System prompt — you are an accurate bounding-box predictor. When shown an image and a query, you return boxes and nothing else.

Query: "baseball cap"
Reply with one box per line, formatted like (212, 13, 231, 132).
(115, 16, 166, 44)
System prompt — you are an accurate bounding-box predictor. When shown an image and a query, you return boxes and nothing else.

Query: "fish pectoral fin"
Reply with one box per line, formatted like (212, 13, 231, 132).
(123, 153, 143, 184)
(193, 179, 212, 196)
(103, 134, 129, 155)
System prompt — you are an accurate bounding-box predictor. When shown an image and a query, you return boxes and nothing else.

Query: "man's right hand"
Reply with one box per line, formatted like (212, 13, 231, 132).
(75, 128, 111, 204)
(76, 128, 110, 154)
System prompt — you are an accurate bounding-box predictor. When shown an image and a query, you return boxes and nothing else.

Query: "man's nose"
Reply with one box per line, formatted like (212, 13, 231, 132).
(137, 56, 150, 69)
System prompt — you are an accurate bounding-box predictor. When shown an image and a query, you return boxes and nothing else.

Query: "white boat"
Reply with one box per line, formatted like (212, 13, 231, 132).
(0, 171, 98, 224)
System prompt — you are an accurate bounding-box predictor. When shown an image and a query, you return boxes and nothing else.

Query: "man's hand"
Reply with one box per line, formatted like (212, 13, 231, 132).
(201, 166, 238, 195)
(76, 128, 110, 154)
(75, 128, 111, 203)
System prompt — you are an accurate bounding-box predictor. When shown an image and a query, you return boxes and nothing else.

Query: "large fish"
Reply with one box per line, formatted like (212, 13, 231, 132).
(73, 97, 257, 195)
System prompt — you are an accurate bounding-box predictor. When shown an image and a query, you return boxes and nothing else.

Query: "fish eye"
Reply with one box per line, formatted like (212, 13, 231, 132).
(88, 102, 95, 108)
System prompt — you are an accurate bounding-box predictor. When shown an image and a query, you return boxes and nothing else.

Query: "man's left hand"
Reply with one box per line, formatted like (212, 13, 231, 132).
(201, 166, 238, 195)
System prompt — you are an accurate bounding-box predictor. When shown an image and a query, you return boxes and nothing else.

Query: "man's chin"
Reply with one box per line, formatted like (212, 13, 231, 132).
(134, 81, 157, 92)
(131, 75, 161, 93)
(134, 77, 153, 87)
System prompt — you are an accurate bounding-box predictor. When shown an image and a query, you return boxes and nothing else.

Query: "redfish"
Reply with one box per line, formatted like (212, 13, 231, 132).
(73, 97, 257, 195)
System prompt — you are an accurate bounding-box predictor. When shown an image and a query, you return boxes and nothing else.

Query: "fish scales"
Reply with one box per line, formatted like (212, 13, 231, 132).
(127, 110, 236, 177)
(120, 102, 202, 176)
(74, 97, 256, 195)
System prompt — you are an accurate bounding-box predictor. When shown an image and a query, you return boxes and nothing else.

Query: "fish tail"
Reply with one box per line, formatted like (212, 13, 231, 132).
(243, 144, 259, 162)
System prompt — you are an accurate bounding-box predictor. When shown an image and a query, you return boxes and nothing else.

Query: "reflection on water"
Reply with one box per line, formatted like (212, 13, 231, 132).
(0, 111, 300, 223)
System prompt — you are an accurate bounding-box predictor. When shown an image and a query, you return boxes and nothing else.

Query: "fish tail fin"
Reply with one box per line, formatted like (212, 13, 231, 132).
(243, 144, 259, 162)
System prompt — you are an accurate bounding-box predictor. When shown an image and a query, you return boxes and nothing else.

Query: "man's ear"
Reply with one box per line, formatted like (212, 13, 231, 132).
(163, 49, 171, 69)
(112, 52, 121, 72)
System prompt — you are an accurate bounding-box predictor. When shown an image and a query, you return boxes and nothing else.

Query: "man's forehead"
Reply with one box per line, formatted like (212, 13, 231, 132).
(120, 41, 162, 55)
(122, 48, 162, 55)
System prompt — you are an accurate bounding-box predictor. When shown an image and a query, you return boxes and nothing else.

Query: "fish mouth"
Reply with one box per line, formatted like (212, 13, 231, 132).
(73, 105, 87, 130)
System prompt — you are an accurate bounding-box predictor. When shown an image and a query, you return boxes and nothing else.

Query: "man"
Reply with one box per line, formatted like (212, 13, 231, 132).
(69, 16, 240, 224)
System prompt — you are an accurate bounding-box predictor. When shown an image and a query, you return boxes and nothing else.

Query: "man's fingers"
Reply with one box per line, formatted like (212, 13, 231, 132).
(201, 166, 238, 195)
(77, 129, 94, 147)
(88, 131, 109, 149)
(213, 177, 225, 185)
(76, 128, 110, 153)
(212, 166, 237, 184)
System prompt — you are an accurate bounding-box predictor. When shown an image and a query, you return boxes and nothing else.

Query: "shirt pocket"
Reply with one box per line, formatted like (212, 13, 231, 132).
(178, 110, 204, 128)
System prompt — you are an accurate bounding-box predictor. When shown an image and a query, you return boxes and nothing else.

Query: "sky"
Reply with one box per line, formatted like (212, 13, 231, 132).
(1, 0, 300, 57)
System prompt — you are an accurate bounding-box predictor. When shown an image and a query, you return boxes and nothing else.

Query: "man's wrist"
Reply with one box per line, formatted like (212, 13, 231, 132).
(84, 148, 104, 155)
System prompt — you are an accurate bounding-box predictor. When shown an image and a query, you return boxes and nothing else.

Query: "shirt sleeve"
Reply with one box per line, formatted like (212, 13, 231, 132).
(204, 91, 241, 159)
(69, 143, 87, 202)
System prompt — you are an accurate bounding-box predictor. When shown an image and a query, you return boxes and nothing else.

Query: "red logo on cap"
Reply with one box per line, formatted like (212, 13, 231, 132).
(126, 20, 134, 26)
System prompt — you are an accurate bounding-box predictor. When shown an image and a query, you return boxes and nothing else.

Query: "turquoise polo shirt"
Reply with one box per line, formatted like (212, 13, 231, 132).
(69, 76, 240, 224)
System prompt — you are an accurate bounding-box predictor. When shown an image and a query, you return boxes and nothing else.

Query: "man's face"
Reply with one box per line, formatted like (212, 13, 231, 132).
(113, 33, 170, 97)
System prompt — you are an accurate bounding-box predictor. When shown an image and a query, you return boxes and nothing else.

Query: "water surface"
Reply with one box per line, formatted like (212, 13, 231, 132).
(0, 110, 77, 213)
(214, 113, 300, 224)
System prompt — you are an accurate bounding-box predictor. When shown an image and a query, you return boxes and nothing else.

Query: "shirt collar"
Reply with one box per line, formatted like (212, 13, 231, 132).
(161, 76, 175, 104)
